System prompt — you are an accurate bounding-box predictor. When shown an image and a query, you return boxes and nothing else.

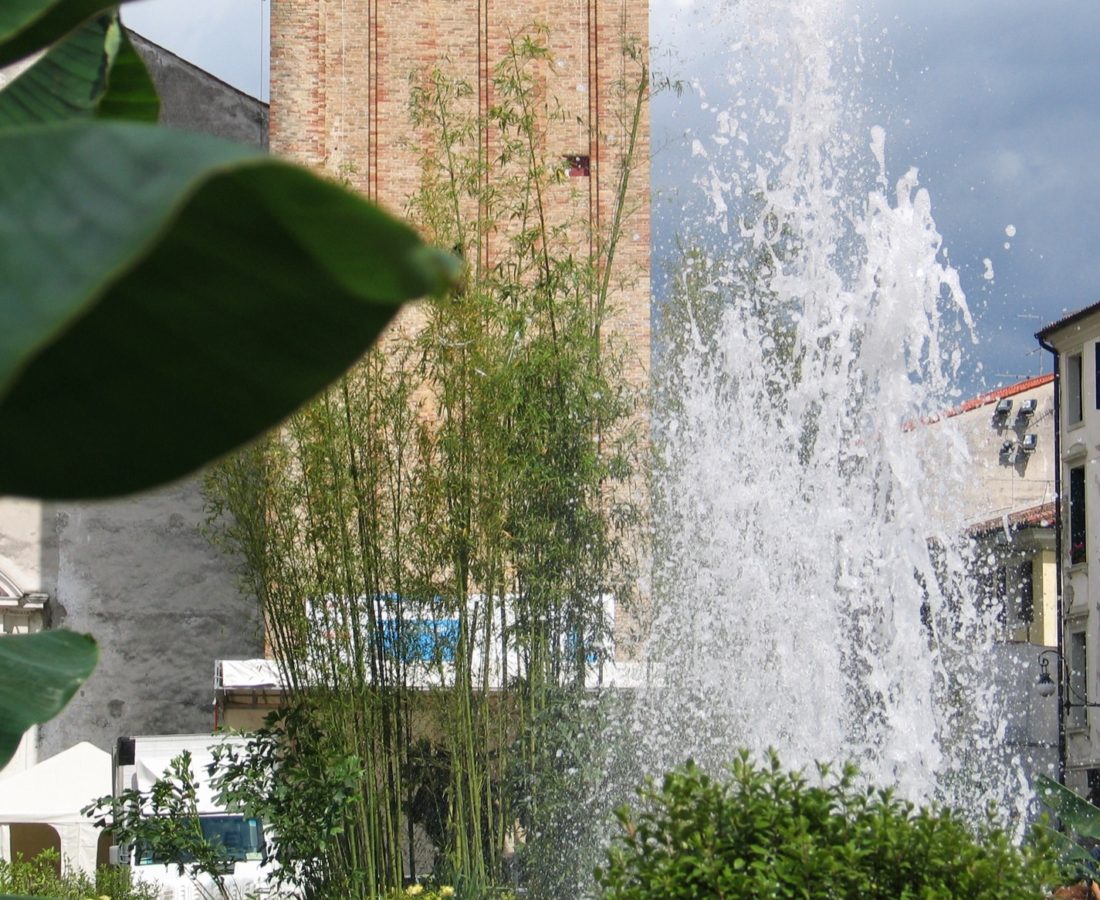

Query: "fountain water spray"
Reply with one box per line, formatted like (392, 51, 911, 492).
(644, 0, 1020, 817)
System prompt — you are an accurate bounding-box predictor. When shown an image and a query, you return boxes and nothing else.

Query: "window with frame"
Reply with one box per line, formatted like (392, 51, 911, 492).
(564, 154, 590, 177)
(1068, 351, 1083, 425)
(1095, 341, 1100, 410)
(1070, 465, 1087, 565)
(1016, 559, 1034, 624)
(1069, 629, 1088, 729)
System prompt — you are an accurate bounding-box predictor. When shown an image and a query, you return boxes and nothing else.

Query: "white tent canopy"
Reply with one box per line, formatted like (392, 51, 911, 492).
(0, 741, 111, 874)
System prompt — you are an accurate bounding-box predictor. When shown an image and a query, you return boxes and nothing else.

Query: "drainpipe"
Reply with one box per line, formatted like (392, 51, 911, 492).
(1038, 333, 1065, 784)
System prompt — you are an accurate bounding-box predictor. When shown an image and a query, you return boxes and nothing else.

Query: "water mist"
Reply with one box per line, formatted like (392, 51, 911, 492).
(642, 0, 1021, 817)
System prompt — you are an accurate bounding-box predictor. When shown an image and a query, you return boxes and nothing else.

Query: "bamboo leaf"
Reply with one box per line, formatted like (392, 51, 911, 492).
(0, 120, 458, 498)
(0, 12, 158, 127)
(0, 630, 98, 769)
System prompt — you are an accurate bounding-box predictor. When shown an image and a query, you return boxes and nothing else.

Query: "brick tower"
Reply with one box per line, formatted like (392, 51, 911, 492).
(268, 0, 650, 394)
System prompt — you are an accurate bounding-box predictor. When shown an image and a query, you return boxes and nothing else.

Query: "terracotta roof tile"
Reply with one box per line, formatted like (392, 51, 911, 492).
(904, 373, 1053, 430)
(1037, 300, 1100, 341)
(967, 501, 1056, 537)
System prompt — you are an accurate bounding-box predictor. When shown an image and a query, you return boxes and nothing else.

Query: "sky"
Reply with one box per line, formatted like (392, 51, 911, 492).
(121, 0, 1100, 398)
(121, 0, 269, 100)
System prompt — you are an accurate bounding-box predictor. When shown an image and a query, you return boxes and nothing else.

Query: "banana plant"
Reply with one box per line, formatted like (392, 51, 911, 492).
(1036, 774, 1100, 883)
(0, 0, 457, 768)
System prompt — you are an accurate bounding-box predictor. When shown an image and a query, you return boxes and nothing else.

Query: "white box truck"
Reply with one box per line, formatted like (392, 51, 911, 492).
(110, 734, 279, 900)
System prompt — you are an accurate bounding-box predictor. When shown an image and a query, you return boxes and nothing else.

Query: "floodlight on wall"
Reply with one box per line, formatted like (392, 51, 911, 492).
(995, 398, 1013, 415)
(1021, 433, 1038, 453)
(1000, 439, 1016, 458)
(1017, 398, 1038, 421)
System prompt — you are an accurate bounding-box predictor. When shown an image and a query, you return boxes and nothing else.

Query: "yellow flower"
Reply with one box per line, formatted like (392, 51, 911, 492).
(406, 886, 424, 896)
(440, 888, 455, 897)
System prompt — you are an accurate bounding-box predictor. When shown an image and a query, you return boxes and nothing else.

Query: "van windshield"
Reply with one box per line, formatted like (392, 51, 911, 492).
(135, 815, 265, 865)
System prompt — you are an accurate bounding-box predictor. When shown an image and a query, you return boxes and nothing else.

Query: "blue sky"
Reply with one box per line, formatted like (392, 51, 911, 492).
(122, 0, 1100, 398)
(121, 0, 269, 100)
(650, 0, 1100, 395)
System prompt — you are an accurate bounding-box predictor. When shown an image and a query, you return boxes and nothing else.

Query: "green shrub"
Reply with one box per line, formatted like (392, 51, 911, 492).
(0, 847, 157, 899)
(596, 750, 1059, 899)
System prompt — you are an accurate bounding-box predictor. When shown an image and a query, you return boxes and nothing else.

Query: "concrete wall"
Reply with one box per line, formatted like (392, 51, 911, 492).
(0, 499, 55, 595)
(130, 32, 268, 147)
(36, 481, 263, 757)
(911, 376, 1055, 530)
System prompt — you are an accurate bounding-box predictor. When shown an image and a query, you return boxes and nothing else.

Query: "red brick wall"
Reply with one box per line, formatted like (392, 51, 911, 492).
(269, 0, 650, 396)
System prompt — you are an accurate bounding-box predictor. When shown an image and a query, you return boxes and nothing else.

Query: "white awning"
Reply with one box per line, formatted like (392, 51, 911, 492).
(0, 741, 111, 875)
(218, 658, 283, 691)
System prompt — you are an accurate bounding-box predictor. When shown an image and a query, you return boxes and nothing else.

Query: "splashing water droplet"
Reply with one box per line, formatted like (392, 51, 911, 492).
(634, 0, 1020, 826)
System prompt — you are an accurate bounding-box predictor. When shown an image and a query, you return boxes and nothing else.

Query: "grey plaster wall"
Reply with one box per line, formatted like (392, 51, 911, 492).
(38, 480, 262, 755)
(991, 640, 1059, 819)
(131, 32, 268, 147)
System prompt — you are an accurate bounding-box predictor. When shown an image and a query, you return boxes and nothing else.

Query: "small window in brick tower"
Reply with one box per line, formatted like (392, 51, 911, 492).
(565, 154, 590, 177)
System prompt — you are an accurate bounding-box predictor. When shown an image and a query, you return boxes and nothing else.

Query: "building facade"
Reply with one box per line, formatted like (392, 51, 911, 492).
(905, 375, 1060, 787)
(1038, 302, 1100, 794)
(956, 377, 1057, 647)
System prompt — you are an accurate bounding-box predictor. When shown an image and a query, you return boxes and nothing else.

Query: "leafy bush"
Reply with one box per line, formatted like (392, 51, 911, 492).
(597, 750, 1059, 899)
(84, 749, 235, 895)
(0, 848, 157, 899)
(210, 706, 366, 896)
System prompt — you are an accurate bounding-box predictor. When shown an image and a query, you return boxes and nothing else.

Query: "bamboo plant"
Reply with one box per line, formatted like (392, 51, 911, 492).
(206, 29, 648, 899)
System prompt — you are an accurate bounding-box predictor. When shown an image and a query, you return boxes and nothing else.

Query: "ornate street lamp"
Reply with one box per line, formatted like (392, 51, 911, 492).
(1035, 648, 1100, 784)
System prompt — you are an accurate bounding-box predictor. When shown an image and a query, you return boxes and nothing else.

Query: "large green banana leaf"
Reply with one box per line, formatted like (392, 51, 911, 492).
(0, 11, 158, 126)
(0, 0, 456, 770)
(0, 631, 98, 768)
